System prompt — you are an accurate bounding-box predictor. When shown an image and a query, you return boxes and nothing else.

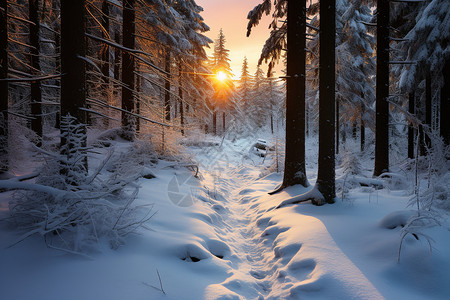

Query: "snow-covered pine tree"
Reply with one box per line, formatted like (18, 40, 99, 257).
(209, 29, 234, 135)
(336, 0, 375, 153)
(395, 0, 450, 148)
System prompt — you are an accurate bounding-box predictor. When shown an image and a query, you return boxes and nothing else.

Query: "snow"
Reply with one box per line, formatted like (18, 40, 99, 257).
(1, 133, 449, 300)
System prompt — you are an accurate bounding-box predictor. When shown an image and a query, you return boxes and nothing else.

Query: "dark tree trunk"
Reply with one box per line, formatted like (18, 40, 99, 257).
(374, 0, 390, 176)
(213, 110, 217, 135)
(53, 1, 60, 129)
(0, 0, 8, 172)
(279, 0, 308, 190)
(306, 104, 309, 137)
(101, 0, 110, 127)
(114, 29, 121, 94)
(425, 75, 432, 150)
(164, 52, 171, 121)
(222, 112, 226, 133)
(60, 0, 87, 168)
(270, 110, 274, 135)
(336, 98, 340, 154)
(122, 0, 135, 129)
(179, 63, 184, 135)
(352, 123, 357, 140)
(441, 59, 450, 145)
(136, 67, 140, 133)
(408, 91, 415, 159)
(315, 0, 336, 204)
(29, 0, 42, 143)
(61, 0, 86, 123)
(361, 117, 365, 152)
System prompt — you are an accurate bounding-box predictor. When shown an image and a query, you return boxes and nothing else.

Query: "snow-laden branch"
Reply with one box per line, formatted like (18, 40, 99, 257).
(85, 98, 171, 127)
(85, 33, 152, 57)
(0, 180, 65, 197)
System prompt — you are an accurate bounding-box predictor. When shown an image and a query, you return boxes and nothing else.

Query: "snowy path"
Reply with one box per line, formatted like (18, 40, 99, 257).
(192, 141, 384, 299)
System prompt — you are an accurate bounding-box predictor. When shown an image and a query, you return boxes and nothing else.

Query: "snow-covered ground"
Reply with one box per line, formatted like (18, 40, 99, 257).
(1, 133, 449, 299)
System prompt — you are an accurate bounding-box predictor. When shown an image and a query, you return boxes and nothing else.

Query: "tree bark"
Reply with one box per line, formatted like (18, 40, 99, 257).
(60, 0, 87, 169)
(29, 0, 42, 143)
(408, 91, 415, 159)
(336, 98, 340, 154)
(164, 52, 171, 121)
(213, 110, 217, 135)
(122, 0, 135, 130)
(179, 62, 184, 135)
(360, 117, 365, 152)
(114, 29, 121, 97)
(101, 0, 110, 127)
(61, 0, 86, 124)
(0, 0, 8, 172)
(278, 0, 308, 190)
(374, 0, 390, 176)
(315, 0, 336, 204)
(441, 59, 450, 145)
(425, 75, 432, 150)
(52, 0, 60, 129)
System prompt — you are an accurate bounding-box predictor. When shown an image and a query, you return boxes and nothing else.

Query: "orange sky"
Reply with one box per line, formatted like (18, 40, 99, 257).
(196, 0, 283, 79)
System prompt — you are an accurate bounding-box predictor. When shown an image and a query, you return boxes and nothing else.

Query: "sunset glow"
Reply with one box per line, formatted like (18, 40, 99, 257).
(216, 71, 227, 81)
(196, 0, 280, 78)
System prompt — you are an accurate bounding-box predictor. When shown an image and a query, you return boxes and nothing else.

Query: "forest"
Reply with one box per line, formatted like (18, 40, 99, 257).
(0, 0, 449, 299)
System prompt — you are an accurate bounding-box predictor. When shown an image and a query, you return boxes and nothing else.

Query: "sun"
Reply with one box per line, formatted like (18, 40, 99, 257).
(216, 71, 227, 81)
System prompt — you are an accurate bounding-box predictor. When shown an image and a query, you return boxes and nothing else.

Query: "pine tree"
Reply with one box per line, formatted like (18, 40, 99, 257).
(209, 29, 234, 135)
(336, 0, 375, 153)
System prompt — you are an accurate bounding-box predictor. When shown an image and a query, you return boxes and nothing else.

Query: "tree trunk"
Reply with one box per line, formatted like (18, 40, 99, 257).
(213, 110, 217, 135)
(101, 0, 110, 127)
(425, 75, 432, 151)
(336, 98, 340, 154)
(408, 91, 415, 159)
(29, 0, 42, 143)
(315, 0, 336, 204)
(136, 67, 140, 133)
(122, 0, 135, 131)
(179, 63, 184, 135)
(374, 0, 390, 176)
(0, 0, 8, 172)
(222, 111, 226, 133)
(361, 117, 365, 152)
(279, 0, 308, 190)
(53, 0, 60, 129)
(164, 52, 171, 121)
(352, 123, 357, 140)
(114, 29, 121, 98)
(60, 0, 87, 169)
(306, 103, 309, 137)
(441, 59, 450, 145)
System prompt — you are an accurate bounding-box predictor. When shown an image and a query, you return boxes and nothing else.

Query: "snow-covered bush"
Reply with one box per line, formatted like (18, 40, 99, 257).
(7, 116, 154, 254)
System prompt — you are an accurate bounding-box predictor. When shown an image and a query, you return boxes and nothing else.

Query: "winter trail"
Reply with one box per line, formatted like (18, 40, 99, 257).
(194, 139, 384, 300)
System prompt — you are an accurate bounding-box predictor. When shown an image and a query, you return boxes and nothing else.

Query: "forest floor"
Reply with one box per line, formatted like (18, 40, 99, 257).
(0, 131, 449, 299)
